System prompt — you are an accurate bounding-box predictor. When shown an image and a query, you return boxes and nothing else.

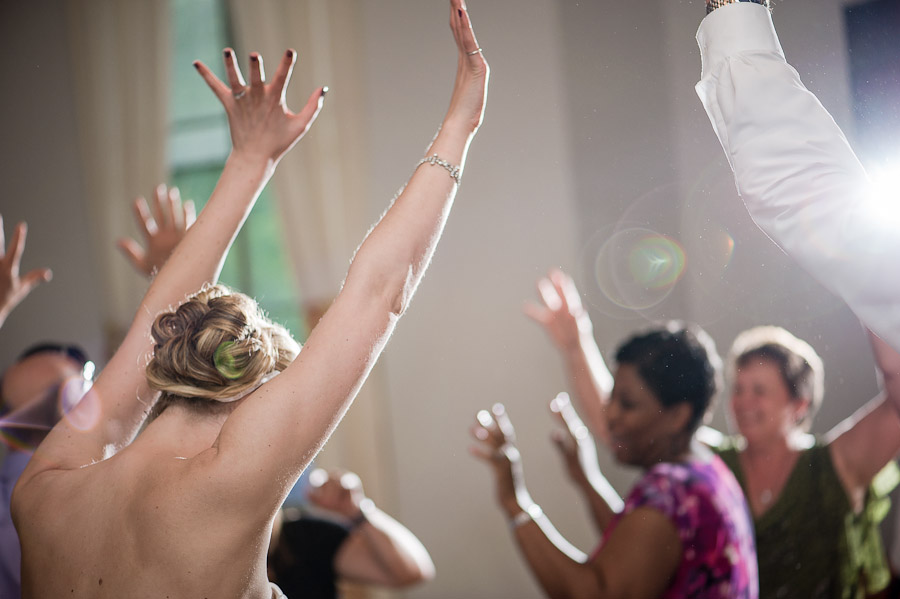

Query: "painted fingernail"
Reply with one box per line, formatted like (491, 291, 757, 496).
(458, 9, 463, 17)
(250, 54, 259, 62)
(286, 49, 294, 58)
(223, 49, 232, 57)
(192, 61, 200, 70)
(321, 86, 329, 97)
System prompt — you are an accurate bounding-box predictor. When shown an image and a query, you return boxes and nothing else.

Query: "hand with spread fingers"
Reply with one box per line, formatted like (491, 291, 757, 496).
(193, 47, 326, 165)
(0, 215, 52, 329)
(525, 269, 613, 442)
(306, 469, 368, 520)
(469, 403, 534, 518)
(117, 184, 196, 278)
(524, 269, 593, 352)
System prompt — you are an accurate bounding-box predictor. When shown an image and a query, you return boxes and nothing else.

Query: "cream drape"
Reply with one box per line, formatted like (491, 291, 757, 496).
(227, 0, 396, 540)
(66, 1, 171, 357)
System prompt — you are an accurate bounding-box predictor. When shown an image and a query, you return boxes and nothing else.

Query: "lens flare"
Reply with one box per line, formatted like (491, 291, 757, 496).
(594, 228, 687, 310)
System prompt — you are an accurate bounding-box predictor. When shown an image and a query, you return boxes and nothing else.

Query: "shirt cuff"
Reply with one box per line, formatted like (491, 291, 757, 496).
(697, 2, 784, 80)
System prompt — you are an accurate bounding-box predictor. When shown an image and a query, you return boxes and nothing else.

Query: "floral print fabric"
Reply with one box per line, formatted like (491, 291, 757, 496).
(598, 456, 758, 598)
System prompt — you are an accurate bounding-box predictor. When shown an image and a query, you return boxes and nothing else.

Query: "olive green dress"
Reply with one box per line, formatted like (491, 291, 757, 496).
(717, 443, 897, 599)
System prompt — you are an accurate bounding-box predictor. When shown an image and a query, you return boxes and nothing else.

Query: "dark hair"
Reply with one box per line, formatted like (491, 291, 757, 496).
(729, 326, 823, 431)
(17, 343, 90, 368)
(615, 322, 721, 433)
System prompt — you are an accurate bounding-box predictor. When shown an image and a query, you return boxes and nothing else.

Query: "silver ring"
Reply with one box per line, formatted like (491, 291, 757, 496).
(233, 88, 247, 100)
(466, 48, 483, 56)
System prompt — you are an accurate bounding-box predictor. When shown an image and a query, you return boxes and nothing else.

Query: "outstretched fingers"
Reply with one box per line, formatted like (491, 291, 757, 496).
(551, 269, 583, 313)
(151, 185, 170, 230)
(550, 393, 589, 440)
(7, 222, 28, 274)
(270, 50, 297, 103)
(290, 86, 328, 136)
(116, 238, 145, 272)
(537, 276, 563, 311)
(222, 48, 247, 93)
(20, 267, 52, 291)
(450, 0, 482, 59)
(182, 199, 197, 232)
(193, 60, 231, 105)
(248, 53, 265, 91)
(166, 186, 184, 231)
(132, 196, 155, 238)
(522, 301, 550, 326)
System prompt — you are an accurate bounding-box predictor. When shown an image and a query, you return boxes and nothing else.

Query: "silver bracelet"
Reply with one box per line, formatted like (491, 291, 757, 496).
(509, 503, 543, 529)
(706, 0, 769, 15)
(417, 154, 461, 185)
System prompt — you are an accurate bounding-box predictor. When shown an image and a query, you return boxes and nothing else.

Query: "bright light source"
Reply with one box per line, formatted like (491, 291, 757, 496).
(865, 159, 900, 223)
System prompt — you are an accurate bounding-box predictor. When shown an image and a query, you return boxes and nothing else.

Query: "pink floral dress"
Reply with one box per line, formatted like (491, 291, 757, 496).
(595, 456, 758, 598)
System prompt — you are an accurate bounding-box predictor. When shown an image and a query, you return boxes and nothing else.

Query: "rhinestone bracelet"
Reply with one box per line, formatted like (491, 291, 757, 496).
(416, 154, 461, 185)
(706, 0, 768, 14)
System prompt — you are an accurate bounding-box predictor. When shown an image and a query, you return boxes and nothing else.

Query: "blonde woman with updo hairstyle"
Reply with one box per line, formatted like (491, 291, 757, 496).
(145, 284, 300, 420)
(13, 2, 489, 598)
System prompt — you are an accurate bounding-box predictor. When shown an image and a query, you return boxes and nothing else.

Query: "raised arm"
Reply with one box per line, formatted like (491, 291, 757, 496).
(117, 185, 196, 278)
(549, 394, 622, 532)
(211, 0, 489, 508)
(0, 216, 52, 331)
(696, 1, 900, 350)
(524, 270, 612, 442)
(827, 328, 900, 508)
(305, 469, 435, 588)
(470, 404, 680, 599)
(25, 48, 325, 473)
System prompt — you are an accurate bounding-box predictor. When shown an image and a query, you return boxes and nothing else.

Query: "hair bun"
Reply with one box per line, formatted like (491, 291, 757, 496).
(146, 284, 300, 404)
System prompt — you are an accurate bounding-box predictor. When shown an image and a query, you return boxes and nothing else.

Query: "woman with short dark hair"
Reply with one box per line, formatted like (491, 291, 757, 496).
(471, 322, 757, 598)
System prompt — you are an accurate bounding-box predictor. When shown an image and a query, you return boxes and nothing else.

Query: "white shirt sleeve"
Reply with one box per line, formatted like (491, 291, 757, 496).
(695, 2, 900, 349)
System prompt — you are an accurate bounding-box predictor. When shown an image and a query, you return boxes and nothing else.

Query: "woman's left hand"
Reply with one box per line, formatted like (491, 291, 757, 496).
(469, 403, 531, 517)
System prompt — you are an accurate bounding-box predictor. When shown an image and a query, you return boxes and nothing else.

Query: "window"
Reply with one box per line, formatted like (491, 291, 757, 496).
(169, 0, 307, 339)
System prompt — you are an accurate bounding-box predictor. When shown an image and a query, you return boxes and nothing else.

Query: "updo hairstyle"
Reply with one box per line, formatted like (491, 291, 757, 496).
(146, 284, 300, 417)
(615, 321, 722, 434)
(728, 325, 823, 431)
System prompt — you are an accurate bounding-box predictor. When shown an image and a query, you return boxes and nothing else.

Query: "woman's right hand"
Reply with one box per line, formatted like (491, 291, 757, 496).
(194, 48, 326, 165)
(469, 404, 532, 517)
(443, 0, 489, 133)
(0, 216, 52, 325)
(550, 393, 600, 487)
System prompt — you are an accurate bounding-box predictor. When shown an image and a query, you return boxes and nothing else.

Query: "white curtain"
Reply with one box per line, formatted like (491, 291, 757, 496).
(227, 0, 396, 531)
(66, 0, 171, 355)
(228, 0, 370, 307)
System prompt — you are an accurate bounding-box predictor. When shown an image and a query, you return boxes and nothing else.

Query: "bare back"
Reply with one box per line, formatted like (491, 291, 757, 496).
(14, 435, 277, 599)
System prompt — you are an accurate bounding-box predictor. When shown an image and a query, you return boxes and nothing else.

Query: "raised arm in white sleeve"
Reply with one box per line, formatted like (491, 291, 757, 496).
(696, 2, 900, 350)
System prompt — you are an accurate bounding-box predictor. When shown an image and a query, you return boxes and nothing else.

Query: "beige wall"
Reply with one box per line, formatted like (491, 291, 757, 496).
(0, 1, 885, 598)
(0, 0, 106, 368)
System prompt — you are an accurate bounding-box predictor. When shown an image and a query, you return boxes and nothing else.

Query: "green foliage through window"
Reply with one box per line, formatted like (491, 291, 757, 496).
(169, 0, 307, 342)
